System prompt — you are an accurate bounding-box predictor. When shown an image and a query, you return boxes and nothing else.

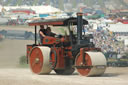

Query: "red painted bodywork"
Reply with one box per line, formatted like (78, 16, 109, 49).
(29, 21, 64, 26)
(76, 48, 92, 76)
(50, 46, 73, 69)
(29, 47, 43, 74)
(54, 47, 65, 69)
(42, 36, 60, 45)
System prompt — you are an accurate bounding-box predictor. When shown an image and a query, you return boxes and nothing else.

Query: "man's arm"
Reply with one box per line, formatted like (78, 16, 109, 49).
(50, 32, 56, 37)
(40, 31, 46, 37)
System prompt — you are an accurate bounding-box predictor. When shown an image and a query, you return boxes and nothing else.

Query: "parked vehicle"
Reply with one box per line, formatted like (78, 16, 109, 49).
(0, 30, 34, 40)
(107, 52, 128, 67)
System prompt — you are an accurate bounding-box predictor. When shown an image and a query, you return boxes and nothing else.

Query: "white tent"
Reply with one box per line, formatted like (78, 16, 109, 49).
(108, 24, 128, 32)
(2, 5, 62, 14)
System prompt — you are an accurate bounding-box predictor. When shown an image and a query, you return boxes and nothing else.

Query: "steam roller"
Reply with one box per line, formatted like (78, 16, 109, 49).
(27, 12, 107, 76)
(75, 52, 106, 76)
(29, 46, 52, 74)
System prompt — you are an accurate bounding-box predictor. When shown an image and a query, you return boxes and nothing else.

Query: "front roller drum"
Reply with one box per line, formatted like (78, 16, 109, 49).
(75, 52, 107, 76)
(29, 46, 52, 74)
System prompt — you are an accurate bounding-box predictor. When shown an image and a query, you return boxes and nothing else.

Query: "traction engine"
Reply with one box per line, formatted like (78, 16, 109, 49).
(27, 13, 107, 76)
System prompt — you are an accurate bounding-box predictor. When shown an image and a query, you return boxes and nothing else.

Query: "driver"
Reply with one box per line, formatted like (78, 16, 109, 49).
(46, 27, 56, 37)
(39, 25, 46, 43)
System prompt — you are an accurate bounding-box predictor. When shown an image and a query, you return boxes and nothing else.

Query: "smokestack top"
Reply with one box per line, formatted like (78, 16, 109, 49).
(77, 12, 83, 16)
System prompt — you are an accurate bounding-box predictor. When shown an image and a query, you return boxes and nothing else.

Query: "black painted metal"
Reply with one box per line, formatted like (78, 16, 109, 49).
(68, 22, 73, 46)
(77, 13, 83, 43)
(82, 49, 86, 65)
(75, 65, 93, 69)
(35, 26, 37, 45)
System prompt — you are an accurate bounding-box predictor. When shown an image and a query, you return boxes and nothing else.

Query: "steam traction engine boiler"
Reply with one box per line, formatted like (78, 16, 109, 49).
(27, 13, 107, 76)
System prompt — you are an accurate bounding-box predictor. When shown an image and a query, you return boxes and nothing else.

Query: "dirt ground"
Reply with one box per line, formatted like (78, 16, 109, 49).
(0, 39, 33, 68)
(0, 26, 128, 85)
(0, 67, 128, 85)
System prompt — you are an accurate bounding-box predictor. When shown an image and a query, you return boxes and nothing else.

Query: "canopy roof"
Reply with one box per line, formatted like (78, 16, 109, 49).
(28, 17, 88, 26)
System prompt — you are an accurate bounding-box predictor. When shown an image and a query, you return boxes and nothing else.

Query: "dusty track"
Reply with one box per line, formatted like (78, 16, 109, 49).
(0, 39, 33, 68)
(0, 67, 128, 85)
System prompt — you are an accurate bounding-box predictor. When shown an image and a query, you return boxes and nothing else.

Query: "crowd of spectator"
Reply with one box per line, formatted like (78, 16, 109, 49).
(84, 25, 125, 54)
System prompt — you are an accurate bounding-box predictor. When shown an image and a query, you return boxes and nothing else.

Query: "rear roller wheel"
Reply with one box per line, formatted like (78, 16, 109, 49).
(29, 46, 52, 74)
(75, 52, 107, 76)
